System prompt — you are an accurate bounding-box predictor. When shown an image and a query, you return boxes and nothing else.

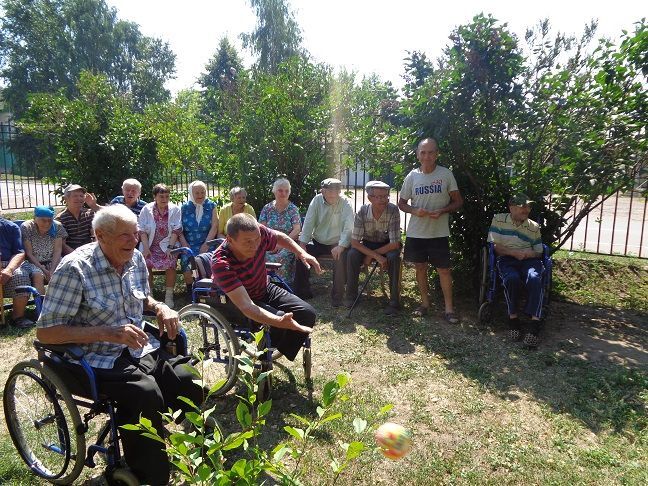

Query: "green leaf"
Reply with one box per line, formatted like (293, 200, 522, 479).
(236, 401, 252, 427)
(231, 458, 247, 478)
(346, 441, 365, 460)
(209, 378, 227, 395)
(284, 426, 305, 440)
(320, 412, 342, 424)
(257, 399, 272, 417)
(379, 404, 394, 415)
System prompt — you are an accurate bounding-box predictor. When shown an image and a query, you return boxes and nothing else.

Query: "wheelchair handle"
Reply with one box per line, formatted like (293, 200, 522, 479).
(169, 246, 194, 257)
(204, 238, 221, 247)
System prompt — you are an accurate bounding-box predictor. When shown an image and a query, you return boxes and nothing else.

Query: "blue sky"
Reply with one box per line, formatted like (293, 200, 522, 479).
(105, 0, 646, 94)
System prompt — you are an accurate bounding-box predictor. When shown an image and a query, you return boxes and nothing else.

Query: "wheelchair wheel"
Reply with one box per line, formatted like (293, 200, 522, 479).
(106, 466, 140, 486)
(478, 302, 492, 326)
(479, 246, 489, 305)
(303, 347, 312, 381)
(178, 304, 240, 397)
(3, 359, 86, 484)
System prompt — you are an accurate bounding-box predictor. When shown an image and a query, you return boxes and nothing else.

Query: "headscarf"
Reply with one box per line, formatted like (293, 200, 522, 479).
(188, 180, 207, 223)
(34, 205, 56, 237)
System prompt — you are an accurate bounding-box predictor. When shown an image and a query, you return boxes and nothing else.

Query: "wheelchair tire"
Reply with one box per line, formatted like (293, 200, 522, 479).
(303, 347, 312, 381)
(106, 467, 140, 486)
(3, 359, 86, 484)
(178, 304, 240, 397)
(479, 246, 489, 305)
(478, 302, 492, 326)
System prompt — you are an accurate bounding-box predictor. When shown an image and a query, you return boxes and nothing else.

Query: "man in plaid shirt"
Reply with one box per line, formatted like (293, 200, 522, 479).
(345, 180, 401, 315)
(37, 205, 203, 486)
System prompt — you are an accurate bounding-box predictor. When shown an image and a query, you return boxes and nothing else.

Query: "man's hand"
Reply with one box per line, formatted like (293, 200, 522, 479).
(300, 253, 322, 274)
(413, 207, 429, 218)
(109, 324, 149, 349)
(375, 254, 388, 270)
(0, 268, 12, 284)
(330, 245, 345, 261)
(428, 209, 443, 220)
(156, 304, 179, 340)
(84, 192, 100, 210)
(273, 312, 313, 334)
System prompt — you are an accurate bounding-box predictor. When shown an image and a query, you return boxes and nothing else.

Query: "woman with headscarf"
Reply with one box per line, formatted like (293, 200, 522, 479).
(178, 180, 219, 294)
(258, 178, 301, 286)
(138, 184, 183, 308)
(20, 205, 68, 294)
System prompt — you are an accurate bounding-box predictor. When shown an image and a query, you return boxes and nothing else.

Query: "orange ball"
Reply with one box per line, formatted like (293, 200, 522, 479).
(374, 422, 412, 460)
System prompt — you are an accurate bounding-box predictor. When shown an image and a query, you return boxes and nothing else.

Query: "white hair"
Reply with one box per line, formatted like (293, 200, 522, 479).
(229, 186, 247, 199)
(272, 178, 291, 194)
(93, 204, 137, 233)
(122, 178, 142, 191)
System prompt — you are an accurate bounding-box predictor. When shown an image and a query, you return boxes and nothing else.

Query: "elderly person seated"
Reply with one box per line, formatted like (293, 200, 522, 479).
(217, 186, 256, 238)
(258, 178, 301, 286)
(56, 184, 96, 254)
(178, 180, 219, 294)
(488, 193, 545, 347)
(36, 204, 203, 485)
(345, 181, 401, 315)
(20, 205, 67, 295)
(294, 178, 354, 307)
(1, 215, 34, 328)
(138, 184, 182, 308)
(110, 178, 147, 216)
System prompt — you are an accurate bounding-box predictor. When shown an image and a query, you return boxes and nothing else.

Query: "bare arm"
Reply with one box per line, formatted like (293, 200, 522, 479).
(398, 197, 429, 217)
(200, 209, 220, 252)
(0, 252, 25, 284)
(288, 221, 301, 240)
(50, 238, 63, 271)
(225, 286, 313, 333)
(36, 323, 149, 349)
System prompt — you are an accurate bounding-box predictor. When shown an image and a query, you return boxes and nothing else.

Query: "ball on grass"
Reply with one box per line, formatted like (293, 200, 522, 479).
(374, 422, 412, 460)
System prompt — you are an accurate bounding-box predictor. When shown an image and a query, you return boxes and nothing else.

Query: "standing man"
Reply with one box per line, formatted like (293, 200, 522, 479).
(36, 205, 203, 485)
(56, 184, 96, 254)
(488, 194, 546, 347)
(110, 178, 147, 216)
(294, 178, 354, 307)
(345, 180, 401, 315)
(398, 138, 463, 322)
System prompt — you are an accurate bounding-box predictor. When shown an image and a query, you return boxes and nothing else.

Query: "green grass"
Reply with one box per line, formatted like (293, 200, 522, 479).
(0, 255, 646, 485)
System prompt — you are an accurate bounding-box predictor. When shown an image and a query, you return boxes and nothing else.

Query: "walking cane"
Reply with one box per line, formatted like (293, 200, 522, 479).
(347, 260, 379, 318)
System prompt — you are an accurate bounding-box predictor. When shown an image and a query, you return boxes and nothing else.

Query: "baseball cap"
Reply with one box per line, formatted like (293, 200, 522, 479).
(63, 184, 86, 197)
(321, 178, 342, 189)
(509, 193, 533, 206)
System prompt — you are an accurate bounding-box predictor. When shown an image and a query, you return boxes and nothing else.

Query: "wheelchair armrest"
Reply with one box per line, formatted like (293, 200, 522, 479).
(204, 238, 222, 247)
(265, 262, 282, 270)
(15, 285, 41, 298)
(169, 246, 193, 257)
(34, 341, 86, 361)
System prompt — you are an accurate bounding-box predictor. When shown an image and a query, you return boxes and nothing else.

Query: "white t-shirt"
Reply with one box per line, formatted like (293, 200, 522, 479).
(400, 165, 459, 238)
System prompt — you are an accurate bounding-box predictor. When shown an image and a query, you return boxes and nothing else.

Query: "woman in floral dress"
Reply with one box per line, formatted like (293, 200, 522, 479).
(179, 180, 219, 294)
(258, 178, 301, 286)
(138, 184, 182, 307)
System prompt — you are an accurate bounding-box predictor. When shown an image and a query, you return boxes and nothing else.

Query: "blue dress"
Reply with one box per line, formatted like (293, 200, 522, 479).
(180, 199, 217, 271)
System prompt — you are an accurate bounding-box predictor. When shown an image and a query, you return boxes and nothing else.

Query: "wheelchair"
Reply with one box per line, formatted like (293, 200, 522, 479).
(477, 242, 553, 326)
(3, 323, 186, 485)
(171, 245, 312, 401)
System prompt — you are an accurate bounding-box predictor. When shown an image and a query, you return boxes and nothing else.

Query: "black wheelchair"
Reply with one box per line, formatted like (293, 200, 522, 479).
(3, 323, 186, 485)
(171, 245, 312, 401)
(477, 242, 553, 326)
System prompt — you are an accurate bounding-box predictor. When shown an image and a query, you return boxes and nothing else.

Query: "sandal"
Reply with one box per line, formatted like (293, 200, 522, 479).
(443, 312, 459, 324)
(412, 306, 428, 317)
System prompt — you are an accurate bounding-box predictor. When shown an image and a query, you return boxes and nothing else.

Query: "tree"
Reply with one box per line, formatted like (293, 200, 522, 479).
(241, 0, 304, 74)
(17, 72, 160, 202)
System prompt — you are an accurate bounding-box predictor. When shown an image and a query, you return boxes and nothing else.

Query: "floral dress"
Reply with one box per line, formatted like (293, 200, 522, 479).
(145, 205, 182, 270)
(258, 201, 300, 285)
(180, 199, 217, 271)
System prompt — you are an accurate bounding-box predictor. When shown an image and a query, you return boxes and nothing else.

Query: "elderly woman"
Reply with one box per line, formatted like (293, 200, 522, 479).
(217, 186, 256, 238)
(258, 178, 301, 285)
(20, 205, 67, 294)
(138, 184, 182, 308)
(178, 180, 219, 294)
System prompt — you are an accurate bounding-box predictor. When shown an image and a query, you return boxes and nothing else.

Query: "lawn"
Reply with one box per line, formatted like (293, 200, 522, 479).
(0, 253, 646, 485)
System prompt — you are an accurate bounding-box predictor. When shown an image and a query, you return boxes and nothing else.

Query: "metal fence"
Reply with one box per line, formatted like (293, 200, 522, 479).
(1, 121, 646, 257)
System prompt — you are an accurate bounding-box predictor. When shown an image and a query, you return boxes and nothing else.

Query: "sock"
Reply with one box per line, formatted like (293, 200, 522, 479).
(165, 287, 174, 298)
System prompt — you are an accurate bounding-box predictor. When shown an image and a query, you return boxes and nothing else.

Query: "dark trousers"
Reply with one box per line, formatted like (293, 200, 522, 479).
(255, 283, 316, 361)
(62, 348, 204, 485)
(346, 241, 401, 307)
(293, 239, 348, 300)
(496, 256, 545, 319)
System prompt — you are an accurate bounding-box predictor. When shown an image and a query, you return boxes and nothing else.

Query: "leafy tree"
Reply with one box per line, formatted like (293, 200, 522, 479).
(199, 37, 246, 119)
(17, 72, 160, 202)
(241, 0, 304, 74)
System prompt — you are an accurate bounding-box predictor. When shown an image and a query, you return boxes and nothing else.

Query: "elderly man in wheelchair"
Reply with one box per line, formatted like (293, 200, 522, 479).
(11, 205, 204, 485)
(486, 194, 549, 348)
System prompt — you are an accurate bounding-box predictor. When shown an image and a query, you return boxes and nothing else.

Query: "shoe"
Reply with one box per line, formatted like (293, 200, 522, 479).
(443, 312, 459, 324)
(383, 304, 399, 316)
(13, 317, 35, 329)
(412, 306, 428, 317)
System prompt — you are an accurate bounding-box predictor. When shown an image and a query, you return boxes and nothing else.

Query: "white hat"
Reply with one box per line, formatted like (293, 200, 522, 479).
(365, 180, 390, 190)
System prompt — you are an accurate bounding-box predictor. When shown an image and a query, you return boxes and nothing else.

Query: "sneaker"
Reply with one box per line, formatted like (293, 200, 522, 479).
(13, 317, 35, 329)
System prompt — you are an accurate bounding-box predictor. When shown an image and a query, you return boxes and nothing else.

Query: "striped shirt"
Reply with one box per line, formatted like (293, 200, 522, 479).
(37, 243, 158, 369)
(352, 203, 401, 244)
(211, 225, 277, 300)
(488, 213, 543, 253)
(110, 196, 147, 216)
(56, 207, 94, 249)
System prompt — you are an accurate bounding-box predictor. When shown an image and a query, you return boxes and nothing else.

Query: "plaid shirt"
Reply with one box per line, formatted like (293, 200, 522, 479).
(37, 243, 159, 369)
(352, 203, 401, 244)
